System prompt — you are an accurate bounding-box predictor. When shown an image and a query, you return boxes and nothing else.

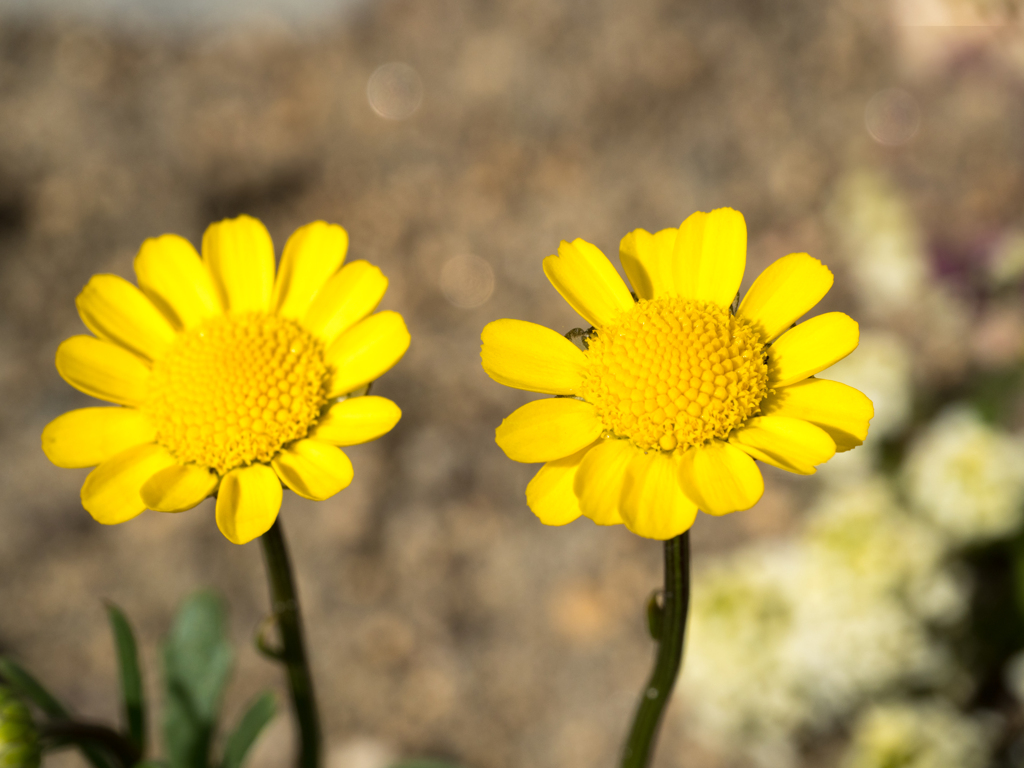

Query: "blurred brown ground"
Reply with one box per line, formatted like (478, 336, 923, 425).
(0, 1, 1022, 766)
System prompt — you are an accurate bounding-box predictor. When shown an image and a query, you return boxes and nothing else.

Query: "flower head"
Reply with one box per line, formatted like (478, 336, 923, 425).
(481, 208, 873, 538)
(43, 216, 410, 544)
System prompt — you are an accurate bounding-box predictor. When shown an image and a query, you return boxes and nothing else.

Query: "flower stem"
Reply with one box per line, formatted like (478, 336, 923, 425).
(260, 518, 322, 768)
(620, 532, 691, 768)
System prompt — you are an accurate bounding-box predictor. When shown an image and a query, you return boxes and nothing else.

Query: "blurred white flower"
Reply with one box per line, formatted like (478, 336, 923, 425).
(828, 167, 971, 379)
(904, 406, 1024, 544)
(681, 481, 965, 766)
(682, 543, 810, 767)
(803, 480, 966, 624)
(842, 700, 995, 768)
(791, 482, 962, 711)
(830, 169, 929, 317)
(818, 332, 913, 484)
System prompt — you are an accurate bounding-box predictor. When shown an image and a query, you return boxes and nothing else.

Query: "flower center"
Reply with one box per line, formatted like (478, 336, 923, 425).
(580, 297, 769, 452)
(145, 313, 329, 475)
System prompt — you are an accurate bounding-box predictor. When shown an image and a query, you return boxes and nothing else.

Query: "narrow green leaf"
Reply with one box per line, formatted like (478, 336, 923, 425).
(0, 657, 68, 718)
(219, 692, 276, 768)
(0, 658, 115, 768)
(105, 602, 146, 753)
(165, 591, 234, 722)
(163, 591, 234, 768)
(163, 685, 207, 768)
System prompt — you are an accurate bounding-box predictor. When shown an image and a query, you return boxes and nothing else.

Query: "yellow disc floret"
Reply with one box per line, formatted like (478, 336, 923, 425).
(146, 313, 329, 475)
(580, 297, 769, 453)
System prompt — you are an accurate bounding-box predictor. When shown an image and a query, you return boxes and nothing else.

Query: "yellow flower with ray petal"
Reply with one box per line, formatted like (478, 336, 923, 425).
(43, 215, 410, 544)
(481, 208, 874, 539)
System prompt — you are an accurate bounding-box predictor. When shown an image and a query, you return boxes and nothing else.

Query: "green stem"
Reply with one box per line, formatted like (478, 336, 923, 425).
(39, 720, 141, 767)
(260, 518, 322, 768)
(620, 532, 691, 768)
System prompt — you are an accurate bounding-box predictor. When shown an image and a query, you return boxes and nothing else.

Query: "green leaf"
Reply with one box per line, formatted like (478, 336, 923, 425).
(105, 602, 146, 754)
(0, 658, 68, 718)
(0, 658, 115, 768)
(163, 591, 234, 768)
(219, 692, 276, 768)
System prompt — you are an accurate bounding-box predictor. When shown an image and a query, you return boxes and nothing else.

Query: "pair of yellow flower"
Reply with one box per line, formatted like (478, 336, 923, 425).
(44, 209, 871, 544)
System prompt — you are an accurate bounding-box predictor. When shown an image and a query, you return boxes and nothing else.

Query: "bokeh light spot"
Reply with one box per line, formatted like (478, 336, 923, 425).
(367, 62, 423, 120)
(439, 254, 495, 309)
(865, 88, 921, 146)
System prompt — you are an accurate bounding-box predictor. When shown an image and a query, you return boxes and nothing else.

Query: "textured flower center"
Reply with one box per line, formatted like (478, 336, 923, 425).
(145, 313, 329, 474)
(580, 297, 769, 452)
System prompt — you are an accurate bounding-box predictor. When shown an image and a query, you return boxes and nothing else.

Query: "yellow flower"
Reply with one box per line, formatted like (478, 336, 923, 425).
(43, 215, 410, 544)
(481, 208, 873, 539)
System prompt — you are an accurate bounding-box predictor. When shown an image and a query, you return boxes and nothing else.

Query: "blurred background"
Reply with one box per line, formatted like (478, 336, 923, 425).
(2, 0, 1024, 766)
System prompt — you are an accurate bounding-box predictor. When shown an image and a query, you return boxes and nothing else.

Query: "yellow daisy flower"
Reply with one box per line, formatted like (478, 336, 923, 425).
(481, 208, 874, 540)
(43, 215, 410, 545)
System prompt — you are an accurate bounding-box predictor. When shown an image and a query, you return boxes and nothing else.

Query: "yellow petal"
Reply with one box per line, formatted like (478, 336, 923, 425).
(272, 221, 349, 321)
(729, 416, 836, 475)
(619, 228, 679, 300)
(760, 378, 874, 452)
(76, 274, 178, 361)
(495, 398, 604, 463)
(42, 407, 156, 468)
(81, 443, 176, 525)
(673, 208, 747, 307)
(56, 336, 151, 406)
(134, 234, 222, 330)
(480, 319, 588, 395)
(302, 260, 388, 346)
(202, 215, 275, 313)
(325, 311, 410, 397)
(621, 451, 698, 540)
(312, 396, 402, 446)
(542, 239, 634, 328)
(737, 253, 834, 342)
(215, 464, 282, 545)
(525, 442, 595, 526)
(574, 438, 634, 526)
(677, 440, 763, 516)
(140, 464, 219, 512)
(271, 439, 353, 501)
(769, 312, 859, 388)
